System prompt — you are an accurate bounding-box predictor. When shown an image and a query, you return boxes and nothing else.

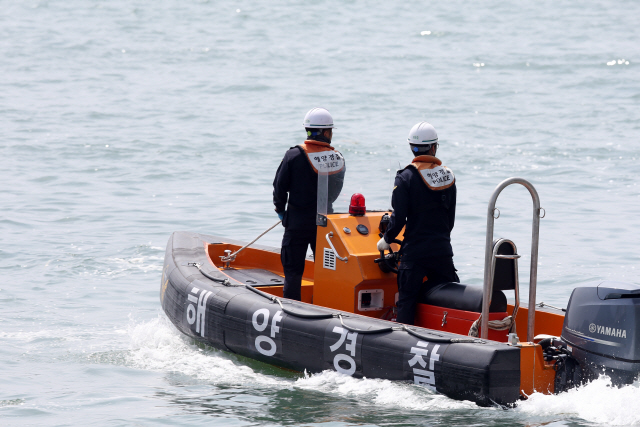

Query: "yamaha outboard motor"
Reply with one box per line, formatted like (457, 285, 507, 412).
(560, 281, 640, 386)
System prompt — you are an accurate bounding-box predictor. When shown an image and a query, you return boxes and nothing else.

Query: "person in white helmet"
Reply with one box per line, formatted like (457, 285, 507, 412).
(377, 122, 458, 325)
(273, 108, 346, 301)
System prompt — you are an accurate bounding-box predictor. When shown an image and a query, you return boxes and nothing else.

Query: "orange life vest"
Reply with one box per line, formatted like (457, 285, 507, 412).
(409, 155, 455, 190)
(298, 140, 345, 175)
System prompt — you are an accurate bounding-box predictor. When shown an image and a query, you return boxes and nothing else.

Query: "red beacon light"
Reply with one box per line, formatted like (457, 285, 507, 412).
(349, 193, 366, 216)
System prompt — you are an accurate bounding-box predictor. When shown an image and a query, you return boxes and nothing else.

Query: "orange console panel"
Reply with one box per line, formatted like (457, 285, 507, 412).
(313, 212, 403, 317)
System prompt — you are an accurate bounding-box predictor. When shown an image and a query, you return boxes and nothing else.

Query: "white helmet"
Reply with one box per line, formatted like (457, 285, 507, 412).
(407, 122, 438, 146)
(303, 107, 334, 129)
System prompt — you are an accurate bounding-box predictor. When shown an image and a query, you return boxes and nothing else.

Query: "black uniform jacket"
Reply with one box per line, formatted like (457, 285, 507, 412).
(384, 156, 456, 261)
(273, 143, 345, 232)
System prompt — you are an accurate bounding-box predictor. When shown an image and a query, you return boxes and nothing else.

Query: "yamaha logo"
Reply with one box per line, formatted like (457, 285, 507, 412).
(589, 323, 627, 339)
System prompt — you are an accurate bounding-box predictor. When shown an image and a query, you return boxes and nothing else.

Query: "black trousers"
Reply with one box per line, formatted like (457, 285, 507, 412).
(281, 229, 316, 301)
(396, 256, 459, 325)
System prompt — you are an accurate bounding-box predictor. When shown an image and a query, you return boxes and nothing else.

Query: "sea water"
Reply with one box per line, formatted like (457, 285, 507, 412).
(1, 0, 639, 425)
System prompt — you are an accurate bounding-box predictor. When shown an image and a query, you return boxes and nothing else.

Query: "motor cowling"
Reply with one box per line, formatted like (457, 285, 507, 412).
(561, 281, 640, 385)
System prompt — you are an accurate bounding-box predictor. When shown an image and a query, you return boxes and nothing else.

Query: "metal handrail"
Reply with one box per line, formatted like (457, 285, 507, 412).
(481, 178, 543, 342)
(326, 232, 348, 262)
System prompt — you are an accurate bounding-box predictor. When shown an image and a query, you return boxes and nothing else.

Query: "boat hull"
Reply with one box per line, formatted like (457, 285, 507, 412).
(161, 231, 522, 406)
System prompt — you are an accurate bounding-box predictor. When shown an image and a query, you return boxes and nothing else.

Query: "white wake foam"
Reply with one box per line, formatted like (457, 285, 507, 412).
(127, 315, 280, 386)
(127, 316, 480, 410)
(294, 370, 477, 410)
(127, 316, 640, 424)
(517, 376, 640, 425)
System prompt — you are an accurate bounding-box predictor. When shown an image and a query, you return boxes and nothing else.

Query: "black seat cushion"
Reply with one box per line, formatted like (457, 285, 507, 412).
(420, 282, 507, 313)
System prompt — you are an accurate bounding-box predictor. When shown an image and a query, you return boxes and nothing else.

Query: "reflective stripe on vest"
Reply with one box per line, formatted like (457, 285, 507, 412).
(298, 140, 345, 175)
(409, 155, 455, 190)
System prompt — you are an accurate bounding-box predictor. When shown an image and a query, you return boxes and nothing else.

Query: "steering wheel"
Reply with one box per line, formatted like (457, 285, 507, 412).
(374, 238, 403, 274)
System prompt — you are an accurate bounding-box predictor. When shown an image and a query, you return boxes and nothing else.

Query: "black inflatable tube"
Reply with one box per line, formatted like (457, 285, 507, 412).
(194, 261, 337, 320)
(197, 262, 485, 339)
(161, 231, 522, 407)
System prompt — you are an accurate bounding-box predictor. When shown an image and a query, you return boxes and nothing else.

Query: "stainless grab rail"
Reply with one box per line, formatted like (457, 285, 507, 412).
(326, 232, 348, 262)
(481, 177, 543, 342)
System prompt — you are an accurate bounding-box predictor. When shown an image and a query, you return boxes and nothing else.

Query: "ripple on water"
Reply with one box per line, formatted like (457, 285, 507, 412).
(2, 0, 640, 425)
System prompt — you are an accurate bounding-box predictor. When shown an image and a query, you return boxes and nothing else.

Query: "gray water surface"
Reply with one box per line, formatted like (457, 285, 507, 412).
(1, 1, 639, 425)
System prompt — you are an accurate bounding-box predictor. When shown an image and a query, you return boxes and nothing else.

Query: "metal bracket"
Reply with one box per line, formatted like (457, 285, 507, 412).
(220, 249, 234, 269)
